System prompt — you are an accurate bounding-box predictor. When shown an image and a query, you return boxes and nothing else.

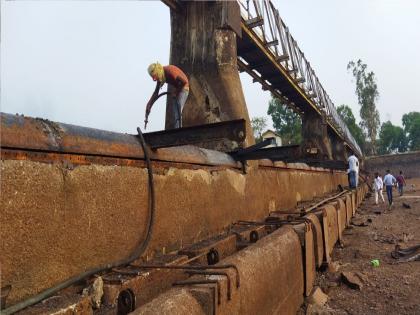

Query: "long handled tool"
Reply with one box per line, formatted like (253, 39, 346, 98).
(144, 92, 169, 129)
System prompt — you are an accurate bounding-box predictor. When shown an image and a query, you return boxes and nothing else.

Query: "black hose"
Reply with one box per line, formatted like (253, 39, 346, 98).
(2, 127, 155, 315)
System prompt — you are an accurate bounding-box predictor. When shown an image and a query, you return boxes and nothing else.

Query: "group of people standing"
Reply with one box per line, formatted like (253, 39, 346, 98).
(347, 153, 407, 209)
(373, 170, 406, 208)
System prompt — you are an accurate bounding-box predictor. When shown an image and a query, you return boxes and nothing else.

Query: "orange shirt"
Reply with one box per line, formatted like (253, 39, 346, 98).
(163, 65, 189, 91)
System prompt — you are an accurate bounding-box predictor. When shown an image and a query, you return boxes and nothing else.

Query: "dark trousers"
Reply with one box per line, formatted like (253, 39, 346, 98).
(349, 171, 357, 188)
(386, 185, 393, 205)
(398, 184, 404, 196)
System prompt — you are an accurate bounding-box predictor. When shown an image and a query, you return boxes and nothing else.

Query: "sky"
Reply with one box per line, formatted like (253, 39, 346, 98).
(1, 0, 419, 134)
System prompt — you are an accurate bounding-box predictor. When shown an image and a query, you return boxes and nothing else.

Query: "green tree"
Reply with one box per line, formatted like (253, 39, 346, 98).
(347, 59, 380, 155)
(378, 121, 408, 154)
(267, 97, 302, 145)
(402, 111, 420, 150)
(336, 104, 365, 151)
(251, 116, 267, 142)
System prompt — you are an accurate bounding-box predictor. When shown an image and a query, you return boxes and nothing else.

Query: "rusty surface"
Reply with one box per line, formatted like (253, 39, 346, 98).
(258, 160, 347, 174)
(6, 182, 368, 314)
(222, 226, 303, 315)
(232, 144, 301, 162)
(323, 204, 339, 257)
(129, 287, 208, 315)
(292, 223, 315, 297)
(1, 114, 350, 308)
(0, 149, 238, 172)
(1, 113, 143, 157)
(169, 2, 255, 148)
(14, 294, 92, 315)
(336, 198, 347, 241)
(313, 209, 330, 264)
(2, 113, 354, 175)
(143, 119, 246, 150)
(231, 225, 268, 247)
(304, 224, 316, 297)
(301, 191, 347, 214)
(102, 255, 190, 311)
(344, 194, 353, 225)
(179, 234, 238, 266)
(132, 226, 303, 315)
(1, 158, 347, 306)
(304, 213, 324, 268)
(132, 186, 369, 315)
(0, 113, 239, 168)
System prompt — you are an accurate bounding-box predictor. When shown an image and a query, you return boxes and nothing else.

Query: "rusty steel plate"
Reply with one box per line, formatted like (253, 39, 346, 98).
(335, 199, 347, 242)
(291, 222, 315, 297)
(315, 204, 338, 264)
(351, 192, 356, 215)
(344, 194, 353, 225)
(304, 213, 324, 268)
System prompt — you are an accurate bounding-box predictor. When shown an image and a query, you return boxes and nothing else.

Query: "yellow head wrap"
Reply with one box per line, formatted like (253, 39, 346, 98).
(147, 62, 165, 83)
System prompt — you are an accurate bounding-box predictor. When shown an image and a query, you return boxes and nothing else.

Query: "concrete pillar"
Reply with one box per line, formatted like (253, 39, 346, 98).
(301, 110, 333, 160)
(329, 131, 346, 161)
(168, 1, 255, 150)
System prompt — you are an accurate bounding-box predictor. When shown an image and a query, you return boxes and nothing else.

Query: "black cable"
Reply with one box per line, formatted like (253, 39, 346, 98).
(2, 127, 155, 315)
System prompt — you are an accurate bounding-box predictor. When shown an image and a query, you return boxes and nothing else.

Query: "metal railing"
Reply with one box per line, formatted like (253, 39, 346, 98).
(238, 0, 362, 156)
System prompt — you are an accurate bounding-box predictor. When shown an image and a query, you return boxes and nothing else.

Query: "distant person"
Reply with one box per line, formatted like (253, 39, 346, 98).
(373, 172, 385, 205)
(396, 170, 407, 196)
(383, 170, 397, 208)
(145, 62, 189, 129)
(347, 153, 359, 188)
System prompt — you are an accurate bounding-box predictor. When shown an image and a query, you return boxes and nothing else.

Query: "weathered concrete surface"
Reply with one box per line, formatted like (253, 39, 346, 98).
(130, 288, 207, 315)
(322, 204, 339, 255)
(169, 1, 255, 148)
(132, 226, 304, 315)
(335, 198, 347, 242)
(1, 157, 347, 306)
(344, 194, 353, 225)
(365, 150, 420, 178)
(301, 110, 333, 160)
(304, 213, 324, 268)
(13, 295, 92, 315)
(329, 128, 347, 161)
(293, 223, 315, 297)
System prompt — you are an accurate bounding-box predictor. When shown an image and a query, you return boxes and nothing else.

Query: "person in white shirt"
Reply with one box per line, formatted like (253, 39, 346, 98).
(373, 172, 385, 205)
(347, 154, 359, 188)
(383, 169, 397, 207)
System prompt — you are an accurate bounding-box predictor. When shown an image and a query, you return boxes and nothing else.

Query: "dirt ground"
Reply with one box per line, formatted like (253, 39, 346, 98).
(303, 178, 420, 315)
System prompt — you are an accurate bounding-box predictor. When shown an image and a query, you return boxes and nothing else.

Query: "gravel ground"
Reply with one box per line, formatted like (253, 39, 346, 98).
(301, 178, 420, 315)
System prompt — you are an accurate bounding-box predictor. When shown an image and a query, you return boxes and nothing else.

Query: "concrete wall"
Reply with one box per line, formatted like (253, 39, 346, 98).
(365, 150, 420, 178)
(1, 158, 346, 305)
